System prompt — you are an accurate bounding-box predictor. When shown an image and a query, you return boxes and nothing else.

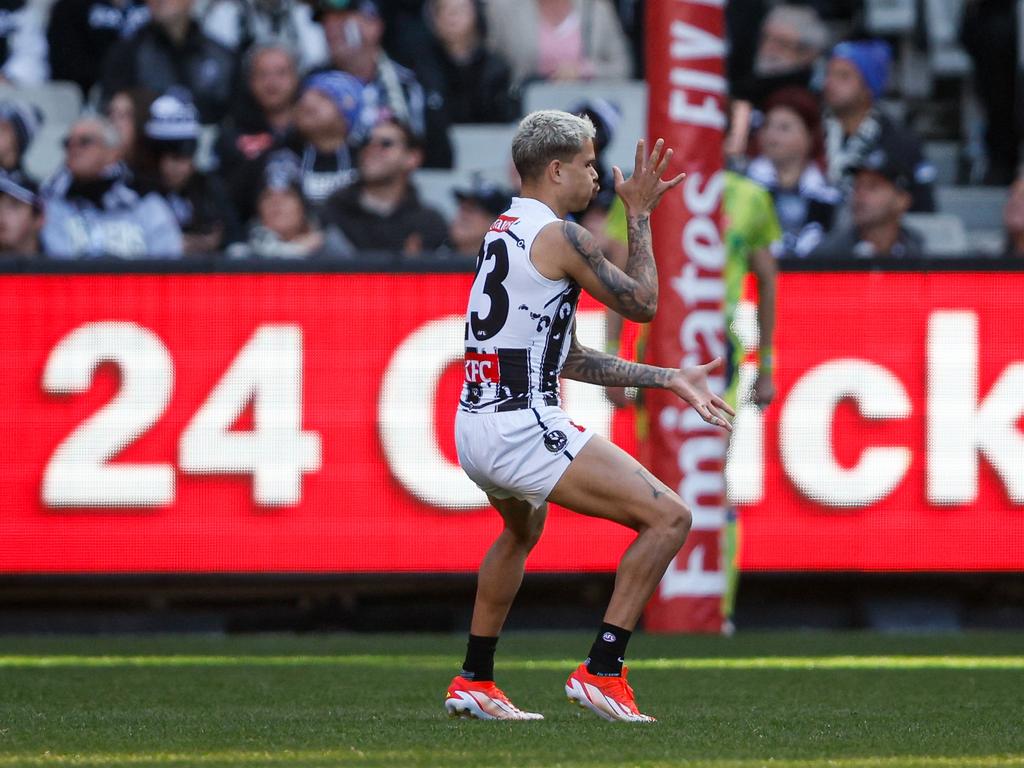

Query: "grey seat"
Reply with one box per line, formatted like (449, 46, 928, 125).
(936, 186, 1007, 231)
(904, 212, 969, 256)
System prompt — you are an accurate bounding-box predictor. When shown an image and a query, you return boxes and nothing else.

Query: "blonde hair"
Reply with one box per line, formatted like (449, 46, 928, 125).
(511, 109, 596, 182)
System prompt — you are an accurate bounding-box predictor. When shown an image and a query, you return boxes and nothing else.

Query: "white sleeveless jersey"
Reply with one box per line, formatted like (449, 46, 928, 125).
(460, 197, 580, 413)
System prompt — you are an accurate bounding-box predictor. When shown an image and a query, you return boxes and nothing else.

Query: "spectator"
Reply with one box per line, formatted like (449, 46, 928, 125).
(747, 87, 841, 257)
(755, 6, 828, 85)
(42, 116, 183, 259)
(728, 7, 830, 163)
(823, 39, 936, 212)
(485, 0, 632, 85)
(315, 0, 453, 169)
(141, 90, 239, 253)
(448, 175, 511, 258)
(811, 136, 923, 259)
(217, 43, 300, 177)
(104, 86, 157, 175)
(0, 170, 43, 255)
(0, 0, 48, 86)
(230, 69, 364, 220)
(228, 149, 329, 258)
(961, 0, 1020, 185)
(100, 0, 239, 124)
(321, 118, 447, 256)
(421, 0, 518, 124)
(47, 0, 150, 97)
(0, 101, 42, 177)
(198, 0, 328, 72)
(1002, 175, 1024, 258)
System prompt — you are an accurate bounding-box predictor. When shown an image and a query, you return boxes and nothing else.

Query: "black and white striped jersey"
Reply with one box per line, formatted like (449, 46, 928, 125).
(460, 197, 580, 414)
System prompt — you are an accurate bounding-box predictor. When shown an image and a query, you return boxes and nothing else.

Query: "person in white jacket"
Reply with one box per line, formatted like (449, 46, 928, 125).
(41, 116, 183, 259)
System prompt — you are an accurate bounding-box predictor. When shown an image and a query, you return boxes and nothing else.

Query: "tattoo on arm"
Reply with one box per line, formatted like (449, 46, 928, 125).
(562, 331, 671, 388)
(562, 219, 657, 321)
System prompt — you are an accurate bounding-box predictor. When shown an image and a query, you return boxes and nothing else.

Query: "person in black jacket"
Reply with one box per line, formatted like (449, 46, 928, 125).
(321, 117, 447, 257)
(100, 0, 239, 124)
(47, 0, 150, 97)
(139, 89, 241, 252)
(216, 43, 300, 178)
(421, 0, 518, 124)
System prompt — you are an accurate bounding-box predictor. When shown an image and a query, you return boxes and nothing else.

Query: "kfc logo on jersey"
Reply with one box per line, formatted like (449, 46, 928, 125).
(489, 215, 519, 233)
(465, 351, 500, 384)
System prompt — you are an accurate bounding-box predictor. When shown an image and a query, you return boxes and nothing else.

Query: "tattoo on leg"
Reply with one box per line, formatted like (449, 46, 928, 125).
(636, 469, 666, 499)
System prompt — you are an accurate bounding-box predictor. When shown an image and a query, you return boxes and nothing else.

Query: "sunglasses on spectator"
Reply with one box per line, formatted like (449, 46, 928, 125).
(63, 135, 102, 149)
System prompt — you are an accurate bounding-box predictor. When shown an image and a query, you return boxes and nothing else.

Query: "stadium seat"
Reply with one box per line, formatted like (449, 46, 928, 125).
(0, 81, 83, 182)
(925, 141, 960, 185)
(523, 80, 648, 174)
(412, 167, 512, 222)
(450, 123, 518, 172)
(924, 0, 971, 77)
(865, 0, 916, 35)
(0, 81, 82, 128)
(903, 212, 969, 256)
(936, 186, 1006, 231)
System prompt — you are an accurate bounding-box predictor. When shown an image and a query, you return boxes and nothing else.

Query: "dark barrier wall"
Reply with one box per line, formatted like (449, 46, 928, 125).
(1, 258, 1021, 575)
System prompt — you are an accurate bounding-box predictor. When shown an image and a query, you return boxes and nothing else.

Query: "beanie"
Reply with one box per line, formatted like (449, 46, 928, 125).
(145, 89, 201, 142)
(0, 101, 43, 155)
(831, 39, 892, 101)
(303, 71, 365, 132)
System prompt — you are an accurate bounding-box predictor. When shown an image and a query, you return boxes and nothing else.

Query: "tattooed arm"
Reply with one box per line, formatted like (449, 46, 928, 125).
(563, 331, 737, 431)
(561, 218, 658, 322)
(562, 329, 671, 387)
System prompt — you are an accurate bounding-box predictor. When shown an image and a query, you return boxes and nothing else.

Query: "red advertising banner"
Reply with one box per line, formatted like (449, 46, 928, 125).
(643, 0, 728, 632)
(736, 271, 1024, 572)
(0, 273, 636, 574)
(1, 271, 1021, 576)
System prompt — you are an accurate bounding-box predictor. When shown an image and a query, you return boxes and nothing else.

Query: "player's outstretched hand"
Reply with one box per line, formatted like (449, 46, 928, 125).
(666, 358, 735, 432)
(613, 138, 686, 218)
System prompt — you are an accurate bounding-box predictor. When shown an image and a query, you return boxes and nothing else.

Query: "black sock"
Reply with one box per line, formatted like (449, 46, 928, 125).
(460, 634, 499, 682)
(585, 622, 631, 676)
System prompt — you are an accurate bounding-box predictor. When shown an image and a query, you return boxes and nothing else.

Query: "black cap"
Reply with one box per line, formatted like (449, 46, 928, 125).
(454, 177, 512, 217)
(0, 169, 40, 209)
(851, 134, 915, 192)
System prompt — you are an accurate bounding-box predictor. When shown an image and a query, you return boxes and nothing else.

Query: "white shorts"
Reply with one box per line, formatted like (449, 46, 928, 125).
(455, 405, 596, 509)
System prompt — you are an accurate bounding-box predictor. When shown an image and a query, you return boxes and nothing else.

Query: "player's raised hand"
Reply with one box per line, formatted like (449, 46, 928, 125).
(666, 358, 735, 431)
(612, 138, 687, 218)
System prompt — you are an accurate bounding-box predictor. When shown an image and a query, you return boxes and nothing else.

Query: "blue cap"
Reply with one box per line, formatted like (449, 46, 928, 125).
(303, 71, 364, 131)
(831, 40, 892, 101)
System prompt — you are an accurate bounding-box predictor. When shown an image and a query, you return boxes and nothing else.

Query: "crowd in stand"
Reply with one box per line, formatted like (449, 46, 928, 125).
(0, 0, 1018, 261)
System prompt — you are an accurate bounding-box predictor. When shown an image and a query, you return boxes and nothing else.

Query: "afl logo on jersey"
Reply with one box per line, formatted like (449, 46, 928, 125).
(543, 430, 568, 453)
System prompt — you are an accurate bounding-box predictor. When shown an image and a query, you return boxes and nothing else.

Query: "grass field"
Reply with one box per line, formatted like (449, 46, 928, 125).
(0, 631, 1022, 767)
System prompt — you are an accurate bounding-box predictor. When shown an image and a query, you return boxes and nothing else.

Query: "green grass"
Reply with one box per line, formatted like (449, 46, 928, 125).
(0, 632, 1022, 767)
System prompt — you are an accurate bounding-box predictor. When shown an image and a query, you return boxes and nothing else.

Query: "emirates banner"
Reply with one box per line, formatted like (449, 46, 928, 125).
(642, 1, 729, 632)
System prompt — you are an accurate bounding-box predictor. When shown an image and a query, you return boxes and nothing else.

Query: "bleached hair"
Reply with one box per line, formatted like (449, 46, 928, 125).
(512, 109, 596, 182)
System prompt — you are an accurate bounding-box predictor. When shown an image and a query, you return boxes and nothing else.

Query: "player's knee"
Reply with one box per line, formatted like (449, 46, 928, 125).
(655, 500, 691, 549)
